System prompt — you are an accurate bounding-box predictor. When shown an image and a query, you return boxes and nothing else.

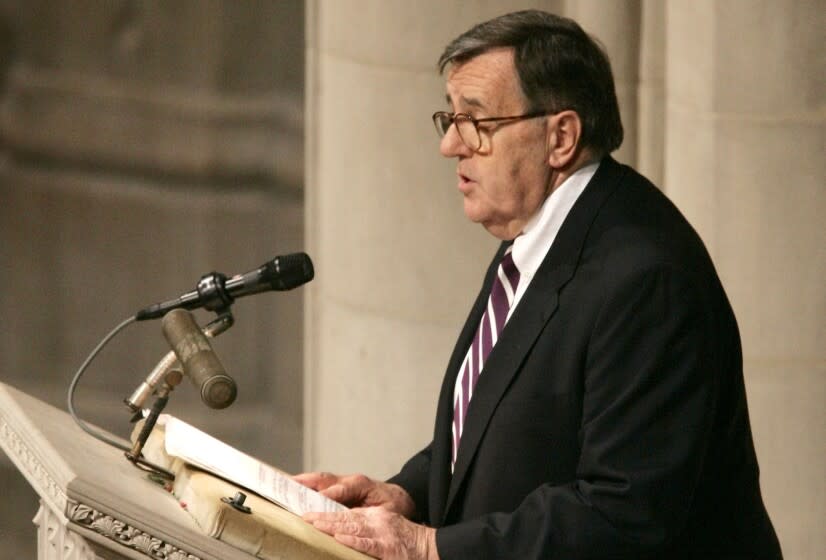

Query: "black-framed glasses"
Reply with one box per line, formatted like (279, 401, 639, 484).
(432, 110, 555, 152)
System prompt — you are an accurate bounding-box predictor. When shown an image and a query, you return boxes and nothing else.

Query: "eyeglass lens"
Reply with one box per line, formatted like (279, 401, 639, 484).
(434, 113, 480, 151)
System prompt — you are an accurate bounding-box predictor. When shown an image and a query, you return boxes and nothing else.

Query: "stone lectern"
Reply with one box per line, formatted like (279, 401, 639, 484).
(0, 382, 367, 560)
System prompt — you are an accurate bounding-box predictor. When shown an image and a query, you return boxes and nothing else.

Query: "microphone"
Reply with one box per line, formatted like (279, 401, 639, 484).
(161, 308, 237, 409)
(136, 252, 314, 321)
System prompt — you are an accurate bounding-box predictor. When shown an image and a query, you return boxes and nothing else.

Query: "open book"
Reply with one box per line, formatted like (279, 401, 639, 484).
(156, 414, 346, 516)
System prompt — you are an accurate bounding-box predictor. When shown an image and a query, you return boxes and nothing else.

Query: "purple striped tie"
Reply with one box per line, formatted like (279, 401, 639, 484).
(451, 246, 520, 469)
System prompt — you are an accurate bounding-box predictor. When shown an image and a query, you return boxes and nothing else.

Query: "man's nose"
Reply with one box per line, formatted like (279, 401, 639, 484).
(439, 124, 473, 158)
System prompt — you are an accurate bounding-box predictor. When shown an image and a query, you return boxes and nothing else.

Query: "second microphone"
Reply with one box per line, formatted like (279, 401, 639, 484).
(162, 308, 237, 409)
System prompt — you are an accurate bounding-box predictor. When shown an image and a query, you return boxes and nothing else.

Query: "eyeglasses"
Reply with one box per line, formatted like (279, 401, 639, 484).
(432, 110, 555, 152)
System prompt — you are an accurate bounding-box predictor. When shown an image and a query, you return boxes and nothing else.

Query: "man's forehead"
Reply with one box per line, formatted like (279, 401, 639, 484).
(444, 48, 520, 111)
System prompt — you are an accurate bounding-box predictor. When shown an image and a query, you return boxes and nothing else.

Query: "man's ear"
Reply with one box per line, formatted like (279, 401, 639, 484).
(546, 110, 582, 169)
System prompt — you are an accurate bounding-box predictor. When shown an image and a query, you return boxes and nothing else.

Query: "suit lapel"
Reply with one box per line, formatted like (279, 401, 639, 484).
(439, 157, 628, 522)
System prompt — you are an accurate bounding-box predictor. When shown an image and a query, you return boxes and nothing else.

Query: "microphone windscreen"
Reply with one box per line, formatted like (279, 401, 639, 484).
(265, 252, 314, 290)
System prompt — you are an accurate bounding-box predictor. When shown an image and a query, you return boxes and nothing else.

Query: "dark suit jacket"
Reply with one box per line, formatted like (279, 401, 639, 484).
(389, 157, 781, 559)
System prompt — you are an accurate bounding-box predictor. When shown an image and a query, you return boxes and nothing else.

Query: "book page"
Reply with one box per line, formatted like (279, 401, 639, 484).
(159, 415, 345, 515)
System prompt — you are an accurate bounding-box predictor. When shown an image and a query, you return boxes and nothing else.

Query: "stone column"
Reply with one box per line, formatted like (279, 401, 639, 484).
(664, 2, 825, 557)
(304, 0, 565, 477)
(565, 0, 642, 167)
(636, 0, 666, 185)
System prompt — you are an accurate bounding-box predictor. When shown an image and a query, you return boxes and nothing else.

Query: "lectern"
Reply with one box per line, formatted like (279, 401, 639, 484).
(0, 382, 367, 560)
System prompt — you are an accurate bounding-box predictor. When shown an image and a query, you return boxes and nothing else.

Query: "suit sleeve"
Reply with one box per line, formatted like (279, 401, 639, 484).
(387, 443, 432, 522)
(436, 264, 720, 559)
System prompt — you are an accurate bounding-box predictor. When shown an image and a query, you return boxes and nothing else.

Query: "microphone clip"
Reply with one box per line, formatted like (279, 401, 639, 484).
(196, 272, 234, 314)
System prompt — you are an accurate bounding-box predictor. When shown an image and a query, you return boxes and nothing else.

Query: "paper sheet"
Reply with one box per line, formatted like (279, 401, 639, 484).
(160, 415, 345, 515)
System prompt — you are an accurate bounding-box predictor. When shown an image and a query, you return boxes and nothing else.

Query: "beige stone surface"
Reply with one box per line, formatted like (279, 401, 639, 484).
(745, 363, 826, 560)
(316, 0, 565, 70)
(662, 108, 719, 244)
(712, 0, 824, 114)
(636, 0, 665, 185)
(712, 122, 824, 358)
(311, 302, 469, 477)
(666, 0, 717, 111)
(2, 1, 305, 187)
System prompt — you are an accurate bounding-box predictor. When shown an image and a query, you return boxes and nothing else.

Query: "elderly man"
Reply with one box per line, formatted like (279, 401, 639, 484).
(298, 10, 782, 560)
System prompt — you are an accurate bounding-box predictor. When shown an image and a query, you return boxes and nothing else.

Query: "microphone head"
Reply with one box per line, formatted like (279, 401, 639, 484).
(200, 374, 237, 409)
(265, 252, 314, 290)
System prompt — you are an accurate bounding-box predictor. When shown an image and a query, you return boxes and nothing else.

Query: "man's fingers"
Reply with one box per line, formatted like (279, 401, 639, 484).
(291, 473, 318, 488)
(292, 471, 339, 491)
(320, 474, 373, 506)
(319, 483, 347, 502)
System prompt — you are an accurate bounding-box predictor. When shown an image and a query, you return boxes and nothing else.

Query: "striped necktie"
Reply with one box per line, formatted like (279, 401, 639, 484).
(451, 246, 520, 469)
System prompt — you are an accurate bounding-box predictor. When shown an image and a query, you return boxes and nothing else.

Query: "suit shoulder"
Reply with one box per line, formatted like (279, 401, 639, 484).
(585, 163, 712, 275)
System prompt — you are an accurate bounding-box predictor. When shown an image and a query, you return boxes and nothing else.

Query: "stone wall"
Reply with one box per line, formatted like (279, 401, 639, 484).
(0, 1, 306, 557)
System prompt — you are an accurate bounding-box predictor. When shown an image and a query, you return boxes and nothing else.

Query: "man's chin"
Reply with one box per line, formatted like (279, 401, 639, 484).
(462, 203, 485, 225)
(464, 209, 519, 240)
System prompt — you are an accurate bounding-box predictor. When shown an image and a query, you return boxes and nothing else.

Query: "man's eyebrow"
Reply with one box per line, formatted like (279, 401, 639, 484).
(444, 93, 486, 111)
(462, 95, 485, 109)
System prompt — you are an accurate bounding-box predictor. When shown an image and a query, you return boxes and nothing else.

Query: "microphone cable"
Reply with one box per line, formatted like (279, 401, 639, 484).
(67, 315, 137, 453)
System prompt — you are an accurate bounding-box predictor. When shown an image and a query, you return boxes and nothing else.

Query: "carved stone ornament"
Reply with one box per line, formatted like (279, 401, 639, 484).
(67, 501, 202, 560)
(0, 416, 69, 513)
(33, 502, 98, 560)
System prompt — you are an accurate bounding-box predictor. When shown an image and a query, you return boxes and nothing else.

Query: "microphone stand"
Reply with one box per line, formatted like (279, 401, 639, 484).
(124, 370, 181, 481)
(123, 308, 235, 481)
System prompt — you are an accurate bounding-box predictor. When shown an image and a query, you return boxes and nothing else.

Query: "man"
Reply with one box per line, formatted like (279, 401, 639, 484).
(298, 11, 782, 559)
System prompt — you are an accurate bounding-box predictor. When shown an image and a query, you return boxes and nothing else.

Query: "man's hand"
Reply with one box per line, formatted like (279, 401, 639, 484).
(304, 507, 438, 560)
(293, 472, 416, 518)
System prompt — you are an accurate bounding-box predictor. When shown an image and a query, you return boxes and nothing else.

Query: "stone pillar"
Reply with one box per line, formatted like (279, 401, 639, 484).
(636, 0, 666, 185)
(565, 0, 641, 167)
(304, 0, 565, 477)
(664, 2, 825, 557)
